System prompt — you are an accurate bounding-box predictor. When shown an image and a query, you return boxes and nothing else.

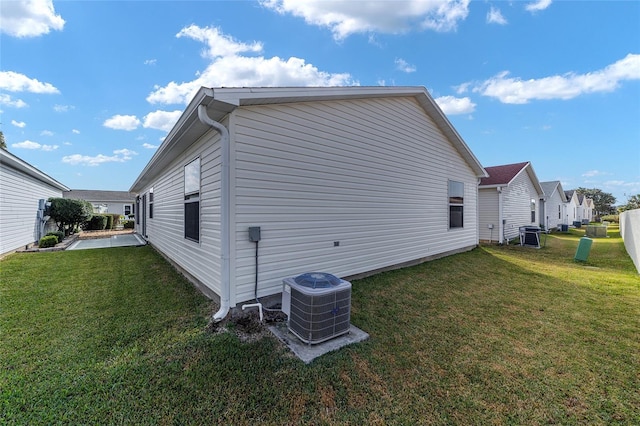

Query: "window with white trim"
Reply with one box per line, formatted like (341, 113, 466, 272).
(184, 159, 200, 242)
(531, 199, 536, 223)
(149, 187, 154, 219)
(448, 180, 464, 229)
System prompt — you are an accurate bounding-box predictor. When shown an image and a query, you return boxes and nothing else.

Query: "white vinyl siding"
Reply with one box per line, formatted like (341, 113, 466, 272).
(0, 164, 63, 254)
(478, 188, 499, 242)
(501, 170, 541, 241)
(139, 129, 223, 297)
(232, 97, 479, 303)
(544, 190, 566, 230)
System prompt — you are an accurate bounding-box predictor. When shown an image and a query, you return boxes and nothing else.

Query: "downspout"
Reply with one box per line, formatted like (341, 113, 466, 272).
(497, 186, 504, 244)
(197, 104, 231, 322)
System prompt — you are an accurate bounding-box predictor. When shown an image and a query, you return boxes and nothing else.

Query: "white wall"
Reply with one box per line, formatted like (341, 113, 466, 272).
(478, 188, 499, 242)
(137, 127, 224, 298)
(620, 209, 640, 274)
(232, 96, 480, 303)
(0, 164, 63, 255)
(501, 171, 540, 241)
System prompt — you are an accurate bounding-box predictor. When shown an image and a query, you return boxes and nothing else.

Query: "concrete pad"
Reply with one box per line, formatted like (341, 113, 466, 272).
(267, 322, 369, 364)
(67, 234, 146, 250)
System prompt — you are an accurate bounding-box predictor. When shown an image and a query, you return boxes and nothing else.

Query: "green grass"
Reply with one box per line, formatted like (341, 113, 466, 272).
(1, 227, 638, 425)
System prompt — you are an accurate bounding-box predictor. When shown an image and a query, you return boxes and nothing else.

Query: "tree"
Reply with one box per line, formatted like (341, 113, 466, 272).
(576, 187, 617, 217)
(618, 194, 640, 212)
(48, 198, 93, 235)
(0, 131, 6, 150)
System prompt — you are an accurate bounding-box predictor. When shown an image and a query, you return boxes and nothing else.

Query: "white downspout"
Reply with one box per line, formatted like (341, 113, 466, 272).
(198, 104, 231, 322)
(497, 187, 504, 244)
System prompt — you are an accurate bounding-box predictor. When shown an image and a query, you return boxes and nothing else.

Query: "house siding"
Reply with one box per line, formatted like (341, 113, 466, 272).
(231, 97, 479, 303)
(543, 190, 566, 230)
(478, 188, 499, 242)
(137, 129, 223, 298)
(502, 171, 540, 241)
(0, 163, 63, 255)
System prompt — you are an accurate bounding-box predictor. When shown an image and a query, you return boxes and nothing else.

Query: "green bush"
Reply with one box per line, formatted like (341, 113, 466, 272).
(38, 235, 58, 248)
(87, 215, 107, 230)
(105, 214, 113, 230)
(601, 214, 619, 223)
(45, 231, 64, 243)
(122, 220, 135, 229)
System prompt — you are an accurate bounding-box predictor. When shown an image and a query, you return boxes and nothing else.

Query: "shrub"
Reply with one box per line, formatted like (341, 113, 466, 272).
(601, 214, 619, 223)
(38, 235, 58, 248)
(105, 214, 113, 230)
(87, 215, 107, 230)
(122, 220, 135, 229)
(45, 231, 64, 242)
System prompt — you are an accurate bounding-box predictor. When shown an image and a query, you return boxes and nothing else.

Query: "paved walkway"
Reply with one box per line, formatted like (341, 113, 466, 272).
(67, 234, 146, 250)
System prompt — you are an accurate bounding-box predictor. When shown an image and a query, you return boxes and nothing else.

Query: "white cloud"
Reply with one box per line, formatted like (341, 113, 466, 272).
(261, 0, 470, 40)
(0, 71, 59, 94)
(473, 54, 640, 104)
(582, 170, 610, 178)
(72, 129, 80, 134)
(63, 141, 72, 146)
(143, 110, 183, 132)
(147, 25, 357, 105)
(53, 104, 74, 113)
(525, 0, 552, 13)
(144, 59, 157, 65)
(62, 149, 138, 166)
(434, 95, 476, 115)
(0, 94, 28, 108)
(40, 130, 54, 136)
(11, 120, 26, 128)
(0, 0, 65, 38)
(395, 58, 417, 73)
(142, 143, 159, 149)
(12, 140, 58, 151)
(103, 114, 141, 131)
(487, 6, 507, 25)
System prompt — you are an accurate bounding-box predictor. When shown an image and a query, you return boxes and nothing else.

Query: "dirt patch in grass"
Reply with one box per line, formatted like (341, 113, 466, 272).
(206, 308, 287, 343)
(78, 229, 135, 240)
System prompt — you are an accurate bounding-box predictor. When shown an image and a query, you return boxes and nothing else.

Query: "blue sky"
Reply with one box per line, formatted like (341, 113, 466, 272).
(1, 0, 639, 205)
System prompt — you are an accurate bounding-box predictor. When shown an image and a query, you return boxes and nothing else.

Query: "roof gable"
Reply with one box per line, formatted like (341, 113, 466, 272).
(540, 180, 567, 202)
(130, 86, 488, 192)
(479, 162, 529, 186)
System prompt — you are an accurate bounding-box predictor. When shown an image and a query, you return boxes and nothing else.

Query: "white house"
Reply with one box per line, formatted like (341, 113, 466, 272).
(540, 181, 568, 230)
(564, 190, 580, 224)
(63, 190, 136, 218)
(478, 161, 544, 244)
(129, 86, 487, 320)
(0, 149, 69, 256)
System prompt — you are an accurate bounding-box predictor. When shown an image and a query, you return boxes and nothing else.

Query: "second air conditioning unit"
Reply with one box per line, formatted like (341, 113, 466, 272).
(282, 272, 351, 345)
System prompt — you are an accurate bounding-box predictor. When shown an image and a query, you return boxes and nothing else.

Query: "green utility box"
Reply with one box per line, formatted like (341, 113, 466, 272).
(574, 237, 593, 262)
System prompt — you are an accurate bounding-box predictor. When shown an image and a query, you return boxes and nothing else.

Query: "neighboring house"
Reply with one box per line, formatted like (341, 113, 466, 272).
(564, 190, 581, 224)
(583, 196, 594, 223)
(0, 149, 70, 256)
(478, 161, 544, 244)
(63, 190, 136, 218)
(540, 181, 568, 230)
(130, 86, 487, 319)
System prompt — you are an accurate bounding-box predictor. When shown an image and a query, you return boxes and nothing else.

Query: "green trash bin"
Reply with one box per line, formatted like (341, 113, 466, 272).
(574, 237, 593, 262)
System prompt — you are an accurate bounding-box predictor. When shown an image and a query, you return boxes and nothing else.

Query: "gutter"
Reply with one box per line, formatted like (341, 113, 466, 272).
(197, 104, 231, 322)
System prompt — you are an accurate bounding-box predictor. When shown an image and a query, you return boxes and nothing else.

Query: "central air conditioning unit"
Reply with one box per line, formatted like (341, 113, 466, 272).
(282, 272, 351, 345)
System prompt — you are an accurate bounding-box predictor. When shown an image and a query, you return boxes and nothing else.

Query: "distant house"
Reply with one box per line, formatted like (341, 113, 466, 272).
(478, 161, 544, 244)
(63, 190, 136, 218)
(540, 181, 568, 230)
(130, 86, 487, 319)
(564, 190, 581, 224)
(0, 149, 69, 256)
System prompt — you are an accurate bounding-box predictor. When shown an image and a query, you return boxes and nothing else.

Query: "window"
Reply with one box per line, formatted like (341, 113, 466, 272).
(558, 205, 561, 220)
(531, 199, 536, 223)
(184, 158, 200, 242)
(149, 187, 154, 219)
(449, 180, 464, 229)
(124, 205, 131, 216)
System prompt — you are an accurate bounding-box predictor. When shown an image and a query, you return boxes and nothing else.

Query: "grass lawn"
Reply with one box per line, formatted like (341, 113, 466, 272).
(1, 226, 638, 424)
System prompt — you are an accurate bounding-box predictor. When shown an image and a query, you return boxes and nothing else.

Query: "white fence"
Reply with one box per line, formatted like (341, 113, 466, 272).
(620, 209, 640, 274)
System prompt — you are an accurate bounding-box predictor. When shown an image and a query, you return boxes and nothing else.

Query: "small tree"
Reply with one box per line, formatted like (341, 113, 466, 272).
(48, 198, 93, 235)
(618, 194, 640, 212)
(0, 131, 6, 150)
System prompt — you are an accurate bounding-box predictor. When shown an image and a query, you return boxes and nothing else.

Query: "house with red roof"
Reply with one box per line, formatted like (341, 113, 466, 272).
(478, 161, 544, 244)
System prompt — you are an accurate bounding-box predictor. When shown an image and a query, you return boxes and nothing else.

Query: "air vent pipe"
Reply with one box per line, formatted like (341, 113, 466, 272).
(197, 104, 231, 322)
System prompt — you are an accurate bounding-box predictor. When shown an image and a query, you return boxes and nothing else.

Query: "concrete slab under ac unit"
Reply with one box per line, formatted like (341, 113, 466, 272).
(267, 322, 369, 364)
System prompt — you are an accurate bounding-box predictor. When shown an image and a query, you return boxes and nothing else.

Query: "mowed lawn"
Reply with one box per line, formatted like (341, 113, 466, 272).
(1, 226, 638, 425)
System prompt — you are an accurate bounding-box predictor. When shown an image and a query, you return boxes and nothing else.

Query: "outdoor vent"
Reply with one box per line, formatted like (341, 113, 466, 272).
(282, 272, 351, 345)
